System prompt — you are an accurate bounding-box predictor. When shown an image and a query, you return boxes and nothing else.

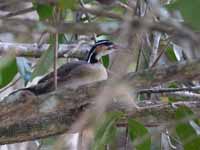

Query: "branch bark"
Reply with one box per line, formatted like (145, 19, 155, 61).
(0, 42, 91, 58)
(0, 58, 200, 144)
(0, 18, 199, 47)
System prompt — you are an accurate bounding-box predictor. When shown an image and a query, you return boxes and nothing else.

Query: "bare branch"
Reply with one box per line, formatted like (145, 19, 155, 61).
(0, 42, 91, 58)
(139, 86, 200, 94)
(0, 18, 198, 47)
(0, 7, 34, 18)
(77, 6, 123, 20)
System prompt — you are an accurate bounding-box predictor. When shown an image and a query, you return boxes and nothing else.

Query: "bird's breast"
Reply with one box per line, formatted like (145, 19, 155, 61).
(61, 62, 108, 89)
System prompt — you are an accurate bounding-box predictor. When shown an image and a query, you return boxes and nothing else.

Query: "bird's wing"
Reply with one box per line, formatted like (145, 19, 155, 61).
(27, 61, 87, 95)
(27, 61, 107, 95)
(59, 63, 108, 88)
(38, 61, 87, 84)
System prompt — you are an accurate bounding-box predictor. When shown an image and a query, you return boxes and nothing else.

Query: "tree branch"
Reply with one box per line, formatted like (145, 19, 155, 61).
(139, 86, 200, 94)
(0, 18, 198, 47)
(0, 7, 35, 18)
(0, 42, 91, 58)
(0, 58, 200, 144)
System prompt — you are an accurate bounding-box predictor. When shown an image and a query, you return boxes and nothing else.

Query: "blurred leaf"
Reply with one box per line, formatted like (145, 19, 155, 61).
(92, 111, 123, 150)
(175, 106, 200, 150)
(112, 6, 125, 15)
(58, 0, 76, 10)
(128, 119, 151, 150)
(167, 82, 179, 102)
(168, 95, 185, 102)
(32, 35, 57, 79)
(160, 96, 169, 103)
(197, 119, 200, 126)
(167, 0, 200, 30)
(0, 55, 18, 88)
(120, 0, 128, 3)
(168, 82, 178, 88)
(31, 45, 54, 79)
(165, 47, 177, 62)
(83, 0, 95, 3)
(175, 106, 193, 119)
(40, 136, 58, 145)
(101, 55, 110, 68)
(16, 57, 32, 84)
(58, 33, 66, 43)
(35, 3, 53, 20)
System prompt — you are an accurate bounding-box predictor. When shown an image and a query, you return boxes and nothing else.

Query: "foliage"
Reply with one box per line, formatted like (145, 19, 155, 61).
(128, 119, 151, 150)
(175, 106, 200, 150)
(92, 112, 123, 150)
(0, 54, 18, 88)
(167, 0, 200, 30)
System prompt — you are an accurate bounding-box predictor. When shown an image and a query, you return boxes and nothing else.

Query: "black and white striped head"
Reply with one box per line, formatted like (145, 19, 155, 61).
(87, 40, 117, 63)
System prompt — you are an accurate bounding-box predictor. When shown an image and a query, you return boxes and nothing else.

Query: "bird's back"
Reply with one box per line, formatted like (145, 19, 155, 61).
(28, 61, 107, 95)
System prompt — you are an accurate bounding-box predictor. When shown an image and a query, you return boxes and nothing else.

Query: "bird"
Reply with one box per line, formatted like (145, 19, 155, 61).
(27, 40, 118, 95)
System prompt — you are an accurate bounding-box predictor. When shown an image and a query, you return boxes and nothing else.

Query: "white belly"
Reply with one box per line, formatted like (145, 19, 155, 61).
(64, 63, 108, 89)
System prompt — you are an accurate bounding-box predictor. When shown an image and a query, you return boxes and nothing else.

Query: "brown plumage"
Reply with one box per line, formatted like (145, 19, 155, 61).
(28, 40, 117, 95)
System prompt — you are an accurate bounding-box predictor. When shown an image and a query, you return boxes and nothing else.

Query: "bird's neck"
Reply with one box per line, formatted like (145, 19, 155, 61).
(87, 52, 99, 64)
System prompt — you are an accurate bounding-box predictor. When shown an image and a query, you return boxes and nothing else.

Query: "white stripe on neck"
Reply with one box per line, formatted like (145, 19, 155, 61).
(87, 50, 96, 63)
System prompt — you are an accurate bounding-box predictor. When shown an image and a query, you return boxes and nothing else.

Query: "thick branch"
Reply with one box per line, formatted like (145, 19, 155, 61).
(0, 42, 91, 58)
(123, 59, 200, 89)
(0, 18, 198, 47)
(0, 58, 200, 144)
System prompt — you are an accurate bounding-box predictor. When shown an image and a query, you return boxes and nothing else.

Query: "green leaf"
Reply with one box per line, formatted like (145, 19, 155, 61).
(92, 112, 124, 150)
(0, 55, 18, 88)
(35, 3, 53, 20)
(128, 119, 151, 150)
(168, 82, 178, 88)
(58, 33, 66, 43)
(120, 0, 128, 3)
(165, 47, 177, 62)
(101, 55, 110, 68)
(58, 0, 76, 10)
(175, 106, 200, 150)
(167, 0, 200, 30)
(175, 106, 193, 119)
(31, 45, 54, 80)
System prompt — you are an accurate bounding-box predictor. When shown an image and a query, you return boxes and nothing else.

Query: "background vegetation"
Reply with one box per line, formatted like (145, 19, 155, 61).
(0, 0, 200, 150)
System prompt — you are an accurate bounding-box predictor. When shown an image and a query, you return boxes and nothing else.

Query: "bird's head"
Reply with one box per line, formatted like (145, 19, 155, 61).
(87, 40, 118, 63)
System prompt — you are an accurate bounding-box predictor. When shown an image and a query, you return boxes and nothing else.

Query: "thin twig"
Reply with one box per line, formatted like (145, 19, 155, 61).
(150, 41, 170, 68)
(149, 31, 161, 67)
(124, 126, 129, 150)
(37, 31, 48, 48)
(140, 48, 149, 66)
(0, 7, 35, 18)
(139, 86, 200, 94)
(135, 45, 142, 71)
(53, 32, 58, 90)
